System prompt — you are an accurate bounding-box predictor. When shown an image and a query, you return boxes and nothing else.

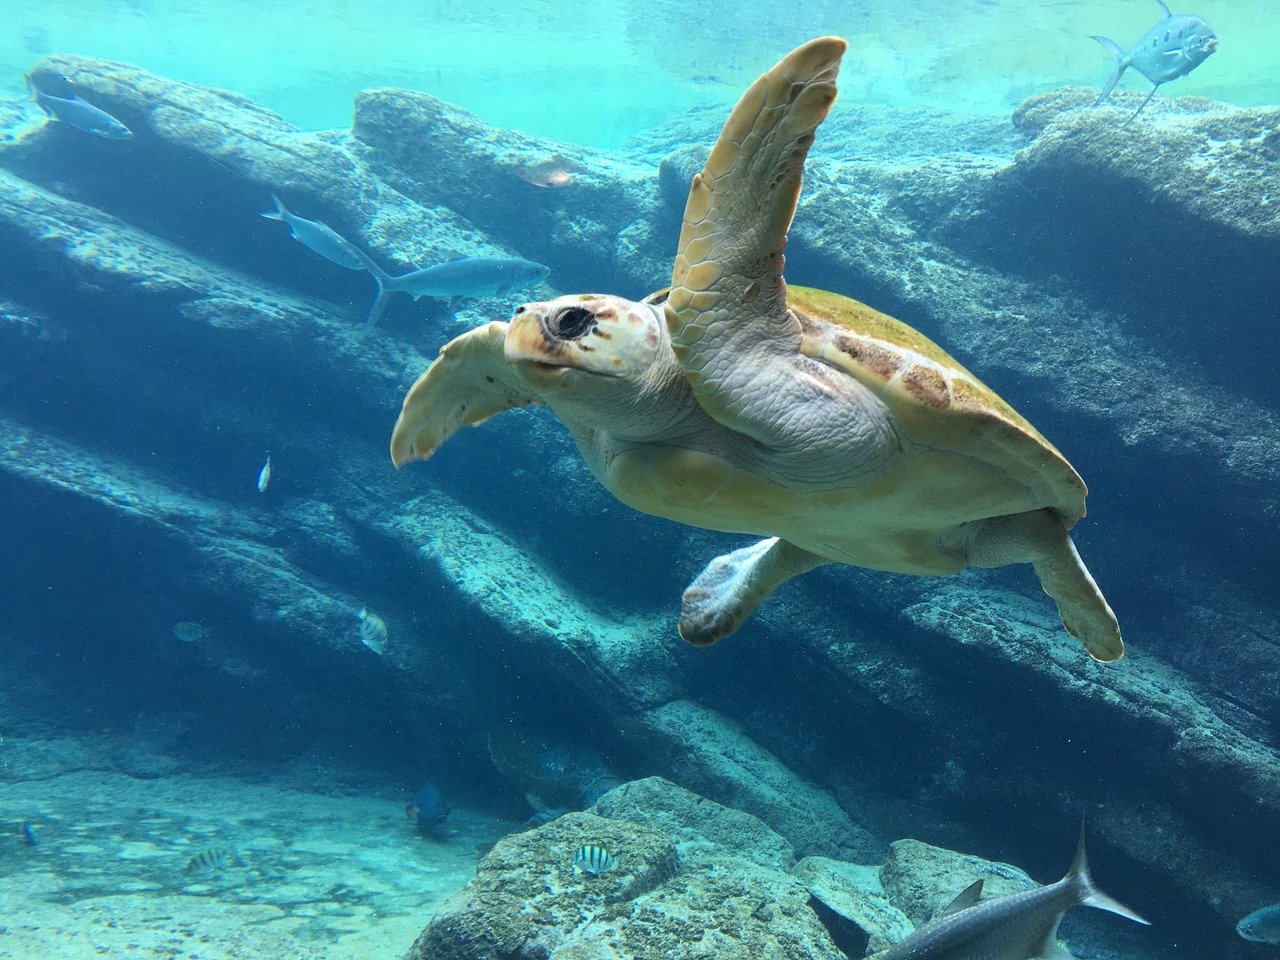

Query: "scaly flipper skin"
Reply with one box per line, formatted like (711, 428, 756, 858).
(666, 37, 846, 432)
(390, 321, 539, 467)
(679, 538, 827, 646)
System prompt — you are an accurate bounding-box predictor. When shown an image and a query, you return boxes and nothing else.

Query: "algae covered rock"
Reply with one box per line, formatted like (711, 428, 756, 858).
(404, 778, 847, 960)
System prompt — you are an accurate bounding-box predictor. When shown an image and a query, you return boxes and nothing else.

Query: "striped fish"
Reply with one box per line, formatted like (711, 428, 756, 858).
(184, 847, 236, 874)
(572, 843, 616, 876)
(358, 608, 388, 655)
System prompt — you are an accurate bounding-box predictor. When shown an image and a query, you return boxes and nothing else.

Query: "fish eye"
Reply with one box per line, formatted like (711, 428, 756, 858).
(553, 305, 597, 339)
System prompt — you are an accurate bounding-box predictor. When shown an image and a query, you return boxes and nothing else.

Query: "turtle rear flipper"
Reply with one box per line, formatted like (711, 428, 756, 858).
(391, 321, 540, 467)
(942, 509, 1124, 662)
(678, 537, 827, 646)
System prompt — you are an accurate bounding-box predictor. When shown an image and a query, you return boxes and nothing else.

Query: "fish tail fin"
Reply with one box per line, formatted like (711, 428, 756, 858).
(365, 286, 394, 326)
(1066, 825, 1151, 926)
(1090, 36, 1128, 104)
(344, 245, 396, 325)
(260, 194, 287, 221)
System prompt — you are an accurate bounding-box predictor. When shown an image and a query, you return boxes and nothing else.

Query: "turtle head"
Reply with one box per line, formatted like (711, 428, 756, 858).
(506, 295, 665, 378)
(504, 294, 690, 438)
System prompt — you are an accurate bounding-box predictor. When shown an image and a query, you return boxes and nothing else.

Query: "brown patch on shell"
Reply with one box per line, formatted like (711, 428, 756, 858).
(828, 330, 907, 387)
(895, 361, 950, 409)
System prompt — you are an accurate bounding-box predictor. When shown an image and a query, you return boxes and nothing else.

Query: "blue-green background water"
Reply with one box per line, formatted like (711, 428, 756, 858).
(1, 1, 1277, 958)
(2, 0, 1277, 144)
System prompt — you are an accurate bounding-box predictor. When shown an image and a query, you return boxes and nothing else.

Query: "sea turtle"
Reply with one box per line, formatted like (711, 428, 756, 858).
(390, 37, 1124, 662)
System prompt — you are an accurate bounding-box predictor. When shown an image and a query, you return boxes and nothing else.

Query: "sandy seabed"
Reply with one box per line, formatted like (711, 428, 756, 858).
(2, 767, 503, 959)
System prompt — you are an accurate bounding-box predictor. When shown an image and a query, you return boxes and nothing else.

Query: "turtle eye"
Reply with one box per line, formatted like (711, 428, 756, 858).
(552, 305, 597, 340)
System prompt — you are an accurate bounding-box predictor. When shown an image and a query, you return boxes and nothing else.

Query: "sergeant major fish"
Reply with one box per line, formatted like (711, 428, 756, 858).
(260, 195, 366, 271)
(350, 248, 550, 325)
(184, 846, 240, 874)
(873, 828, 1148, 960)
(30, 77, 132, 139)
(1092, 0, 1218, 121)
(572, 843, 616, 876)
(357, 607, 388, 654)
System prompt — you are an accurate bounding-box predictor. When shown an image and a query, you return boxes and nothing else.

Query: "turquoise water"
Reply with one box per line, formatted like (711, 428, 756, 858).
(2, 1, 1279, 958)
(1, 0, 1275, 144)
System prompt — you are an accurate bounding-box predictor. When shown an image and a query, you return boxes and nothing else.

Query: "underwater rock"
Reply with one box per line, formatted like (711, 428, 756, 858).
(635, 700, 878, 862)
(0, 737, 99, 781)
(791, 856, 914, 955)
(0, 415, 369, 662)
(879, 837, 1038, 927)
(990, 86, 1280, 392)
(375, 489, 685, 710)
(351, 89, 668, 295)
(110, 744, 182, 780)
(2, 55, 535, 327)
(405, 779, 847, 960)
(488, 729, 621, 812)
(592, 776, 795, 872)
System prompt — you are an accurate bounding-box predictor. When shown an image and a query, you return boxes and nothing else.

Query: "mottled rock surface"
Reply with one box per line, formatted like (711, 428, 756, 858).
(404, 779, 847, 960)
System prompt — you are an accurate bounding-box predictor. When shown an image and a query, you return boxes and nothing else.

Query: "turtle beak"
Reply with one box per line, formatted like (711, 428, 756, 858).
(505, 304, 570, 368)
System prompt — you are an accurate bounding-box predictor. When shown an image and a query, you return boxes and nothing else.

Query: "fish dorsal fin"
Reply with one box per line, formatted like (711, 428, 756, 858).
(1155, 0, 1171, 19)
(938, 880, 984, 917)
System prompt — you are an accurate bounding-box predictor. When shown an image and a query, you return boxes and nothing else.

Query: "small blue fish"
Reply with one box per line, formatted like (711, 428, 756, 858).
(352, 250, 550, 325)
(32, 86, 132, 139)
(572, 843, 616, 876)
(21, 822, 38, 847)
(260, 195, 366, 271)
(1238, 902, 1280, 944)
(1092, 0, 1218, 121)
(405, 783, 450, 830)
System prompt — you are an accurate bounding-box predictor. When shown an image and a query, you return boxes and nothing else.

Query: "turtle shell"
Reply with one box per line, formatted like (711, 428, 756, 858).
(787, 284, 1087, 527)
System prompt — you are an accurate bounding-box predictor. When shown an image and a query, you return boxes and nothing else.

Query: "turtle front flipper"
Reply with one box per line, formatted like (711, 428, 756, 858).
(679, 537, 828, 646)
(667, 37, 846, 428)
(391, 321, 540, 467)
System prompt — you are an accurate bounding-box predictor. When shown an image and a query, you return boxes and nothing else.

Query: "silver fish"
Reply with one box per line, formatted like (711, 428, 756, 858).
(351, 250, 550, 325)
(1237, 902, 1280, 944)
(172, 621, 211, 644)
(34, 90, 132, 139)
(1092, 0, 1218, 121)
(873, 828, 1148, 960)
(572, 843, 616, 876)
(256, 454, 271, 493)
(260, 195, 365, 271)
(358, 607, 388, 655)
